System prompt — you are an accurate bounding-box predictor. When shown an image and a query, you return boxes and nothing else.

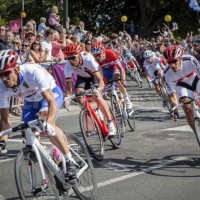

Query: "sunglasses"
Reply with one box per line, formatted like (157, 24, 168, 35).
(66, 55, 78, 60)
(168, 59, 178, 64)
(22, 44, 28, 47)
(13, 42, 19, 45)
(0, 71, 12, 77)
(33, 42, 40, 45)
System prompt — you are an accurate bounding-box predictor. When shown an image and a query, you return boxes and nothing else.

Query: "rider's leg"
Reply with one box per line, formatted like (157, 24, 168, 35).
(113, 73, 133, 110)
(180, 97, 195, 132)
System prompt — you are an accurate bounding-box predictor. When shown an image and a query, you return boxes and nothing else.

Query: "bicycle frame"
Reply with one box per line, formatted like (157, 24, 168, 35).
(25, 129, 88, 190)
(0, 120, 88, 191)
(82, 96, 109, 138)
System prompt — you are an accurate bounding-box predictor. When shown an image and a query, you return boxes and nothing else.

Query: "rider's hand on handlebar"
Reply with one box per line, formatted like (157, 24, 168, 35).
(169, 110, 179, 122)
(64, 97, 71, 110)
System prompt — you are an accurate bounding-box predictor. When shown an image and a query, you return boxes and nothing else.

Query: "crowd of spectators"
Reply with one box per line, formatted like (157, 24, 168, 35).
(0, 5, 200, 69)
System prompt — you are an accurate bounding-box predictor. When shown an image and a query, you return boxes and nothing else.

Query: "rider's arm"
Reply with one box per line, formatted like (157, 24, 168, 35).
(0, 108, 10, 132)
(93, 71, 105, 91)
(41, 89, 57, 125)
(65, 78, 72, 97)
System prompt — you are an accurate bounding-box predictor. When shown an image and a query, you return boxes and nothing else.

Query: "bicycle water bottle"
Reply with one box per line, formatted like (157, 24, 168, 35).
(97, 108, 104, 121)
(51, 145, 63, 163)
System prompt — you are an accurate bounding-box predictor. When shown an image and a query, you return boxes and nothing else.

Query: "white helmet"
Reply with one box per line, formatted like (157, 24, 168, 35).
(143, 50, 153, 58)
(0, 50, 19, 74)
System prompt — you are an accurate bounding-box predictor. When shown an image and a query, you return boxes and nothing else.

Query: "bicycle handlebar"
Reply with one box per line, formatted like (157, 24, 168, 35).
(171, 96, 200, 112)
(105, 78, 121, 85)
(0, 119, 44, 137)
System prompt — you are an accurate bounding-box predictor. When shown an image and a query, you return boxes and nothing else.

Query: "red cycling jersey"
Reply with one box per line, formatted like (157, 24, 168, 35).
(98, 49, 120, 70)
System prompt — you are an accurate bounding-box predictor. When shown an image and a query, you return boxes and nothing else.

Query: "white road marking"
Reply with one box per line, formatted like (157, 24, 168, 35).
(97, 156, 187, 188)
(163, 125, 192, 132)
(0, 195, 5, 200)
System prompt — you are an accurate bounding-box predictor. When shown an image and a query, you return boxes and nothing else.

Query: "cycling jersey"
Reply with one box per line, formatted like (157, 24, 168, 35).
(163, 55, 200, 97)
(64, 52, 99, 78)
(143, 57, 162, 79)
(124, 56, 137, 69)
(0, 63, 57, 108)
(98, 49, 120, 70)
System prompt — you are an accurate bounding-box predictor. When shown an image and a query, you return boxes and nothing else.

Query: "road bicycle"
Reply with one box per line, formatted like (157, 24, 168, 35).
(65, 88, 121, 161)
(125, 65, 142, 88)
(171, 96, 200, 146)
(103, 79, 136, 134)
(0, 119, 97, 200)
(150, 76, 171, 110)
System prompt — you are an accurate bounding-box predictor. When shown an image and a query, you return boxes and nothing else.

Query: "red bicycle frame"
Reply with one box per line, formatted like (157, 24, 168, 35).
(81, 96, 116, 138)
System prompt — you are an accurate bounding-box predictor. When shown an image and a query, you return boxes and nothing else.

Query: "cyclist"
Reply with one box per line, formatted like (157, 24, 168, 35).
(0, 49, 78, 179)
(91, 41, 133, 111)
(123, 51, 142, 83)
(64, 42, 116, 137)
(143, 50, 166, 106)
(163, 45, 200, 131)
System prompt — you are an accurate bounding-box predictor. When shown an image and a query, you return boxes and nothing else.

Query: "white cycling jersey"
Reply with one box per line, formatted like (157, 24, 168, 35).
(64, 52, 99, 78)
(0, 63, 56, 108)
(143, 57, 162, 79)
(163, 54, 200, 95)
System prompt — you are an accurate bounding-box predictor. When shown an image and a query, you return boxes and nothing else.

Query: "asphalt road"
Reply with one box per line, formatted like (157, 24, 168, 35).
(0, 75, 200, 200)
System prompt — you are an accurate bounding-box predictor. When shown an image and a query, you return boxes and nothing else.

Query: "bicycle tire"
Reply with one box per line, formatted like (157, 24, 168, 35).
(194, 117, 200, 146)
(159, 80, 171, 110)
(111, 94, 126, 134)
(132, 71, 142, 88)
(15, 147, 60, 200)
(80, 109, 104, 161)
(66, 134, 97, 200)
(109, 100, 122, 148)
(126, 109, 136, 131)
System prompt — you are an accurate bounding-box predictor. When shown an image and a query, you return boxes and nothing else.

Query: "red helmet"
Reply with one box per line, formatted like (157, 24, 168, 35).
(0, 50, 19, 74)
(91, 41, 104, 54)
(64, 43, 82, 57)
(163, 45, 182, 62)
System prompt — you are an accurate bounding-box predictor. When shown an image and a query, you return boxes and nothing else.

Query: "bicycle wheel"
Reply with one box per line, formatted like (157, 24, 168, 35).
(15, 147, 60, 200)
(126, 109, 136, 131)
(132, 71, 142, 88)
(194, 117, 200, 146)
(111, 94, 126, 134)
(66, 134, 97, 200)
(80, 108, 104, 161)
(159, 81, 171, 110)
(109, 104, 122, 149)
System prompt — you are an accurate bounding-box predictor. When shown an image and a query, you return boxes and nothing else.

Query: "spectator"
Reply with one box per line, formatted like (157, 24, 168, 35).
(12, 37, 21, 54)
(37, 17, 47, 35)
(25, 31, 36, 46)
(51, 31, 65, 60)
(19, 41, 34, 63)
(30, 40, 48, 63)
(0, 31, 13, 50)
(85, 39, 92, 53)
(0, 25, 6, 41)
(41, 28, 54, 62)
(35, 33, 44, 43)
(83, 31, 93, 42)
(48, 6, 60, 30)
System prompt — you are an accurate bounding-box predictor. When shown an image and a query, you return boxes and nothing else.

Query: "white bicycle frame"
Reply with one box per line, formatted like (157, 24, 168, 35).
(0, 119, 88, 191)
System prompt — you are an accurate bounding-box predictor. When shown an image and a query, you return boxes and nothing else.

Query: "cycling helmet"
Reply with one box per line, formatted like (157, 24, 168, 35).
(0, 50, 19, 74)
(64, 43, 82, 57)
(163, 45, 182, 62)
(91, 41, 104, 54)
(143, 50, 153, 58)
